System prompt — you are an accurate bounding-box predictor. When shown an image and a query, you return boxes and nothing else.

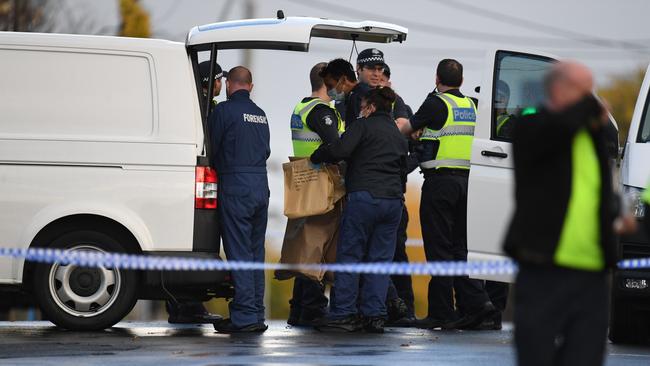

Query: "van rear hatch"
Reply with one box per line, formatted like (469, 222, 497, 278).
(186, 15, 408, 253)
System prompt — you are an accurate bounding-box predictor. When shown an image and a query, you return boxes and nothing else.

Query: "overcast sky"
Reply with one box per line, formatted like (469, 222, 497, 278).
(57, 0, 650, 242)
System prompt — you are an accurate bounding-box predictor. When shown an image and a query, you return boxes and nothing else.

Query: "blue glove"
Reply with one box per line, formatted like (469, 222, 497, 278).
(309, 161, 322, 170)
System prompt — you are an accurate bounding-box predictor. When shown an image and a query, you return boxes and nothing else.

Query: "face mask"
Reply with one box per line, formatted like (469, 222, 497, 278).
(327, 87, 345, 102)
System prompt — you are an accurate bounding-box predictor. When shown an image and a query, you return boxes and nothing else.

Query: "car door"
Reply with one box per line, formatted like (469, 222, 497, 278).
(467, 49, 557, 282)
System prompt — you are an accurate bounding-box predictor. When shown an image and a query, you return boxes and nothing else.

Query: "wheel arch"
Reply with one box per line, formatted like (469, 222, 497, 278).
(21, 214, 143, 290)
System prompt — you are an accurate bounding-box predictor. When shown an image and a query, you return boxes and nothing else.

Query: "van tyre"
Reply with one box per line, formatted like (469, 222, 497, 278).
(32, 230, 138, 331)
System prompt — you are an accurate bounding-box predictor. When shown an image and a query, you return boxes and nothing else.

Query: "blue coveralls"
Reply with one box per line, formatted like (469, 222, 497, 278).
(208, 89, 270, 328)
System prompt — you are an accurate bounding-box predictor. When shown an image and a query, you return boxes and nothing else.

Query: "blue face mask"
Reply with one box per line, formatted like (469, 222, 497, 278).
(327, 87, 345, 102)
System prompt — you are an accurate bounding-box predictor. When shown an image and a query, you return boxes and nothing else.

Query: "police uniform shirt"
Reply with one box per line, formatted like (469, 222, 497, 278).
(409, 89, 478, 164)
(301, 97, 341, 145)
(393, 94, 410, 120)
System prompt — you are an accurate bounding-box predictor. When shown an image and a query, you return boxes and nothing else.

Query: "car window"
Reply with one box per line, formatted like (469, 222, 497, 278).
(492, 51, 554, 141)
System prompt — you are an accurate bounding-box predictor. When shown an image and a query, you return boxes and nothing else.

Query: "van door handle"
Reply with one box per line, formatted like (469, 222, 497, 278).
(481, 150, 508, 159)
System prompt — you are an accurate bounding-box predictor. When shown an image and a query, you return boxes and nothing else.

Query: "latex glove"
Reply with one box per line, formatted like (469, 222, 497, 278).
(309, 161, 322, 170)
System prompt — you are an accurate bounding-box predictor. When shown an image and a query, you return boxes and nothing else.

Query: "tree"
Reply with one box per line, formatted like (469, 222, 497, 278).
(598, 68, 647, 144)
(118, 0, 150, 38)
(0, 0, 50, 32)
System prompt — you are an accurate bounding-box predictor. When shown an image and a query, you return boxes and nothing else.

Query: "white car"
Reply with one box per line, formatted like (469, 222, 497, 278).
(0, 15, 408, 330)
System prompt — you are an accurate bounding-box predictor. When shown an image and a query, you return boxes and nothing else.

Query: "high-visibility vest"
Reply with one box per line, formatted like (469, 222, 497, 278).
(290, 98, 344, 157)
(643, 185, 650, 205)
(419, 93, 477, 170)
(496, 114, 511, 136)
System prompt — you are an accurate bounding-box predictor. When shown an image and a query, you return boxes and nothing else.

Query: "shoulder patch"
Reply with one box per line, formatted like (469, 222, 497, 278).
(322, 114, 334, 126)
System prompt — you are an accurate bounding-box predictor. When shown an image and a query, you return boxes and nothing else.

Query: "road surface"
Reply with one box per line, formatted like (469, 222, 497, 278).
(0, 321, 649, 365)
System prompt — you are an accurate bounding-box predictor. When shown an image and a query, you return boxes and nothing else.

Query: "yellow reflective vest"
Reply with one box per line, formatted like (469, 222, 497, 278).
(290, 98, 344, 157)
(419, 93, 477, 170)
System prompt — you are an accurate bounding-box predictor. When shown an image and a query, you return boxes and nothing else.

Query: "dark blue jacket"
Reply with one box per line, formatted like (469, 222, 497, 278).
(208, 90, 270, 175)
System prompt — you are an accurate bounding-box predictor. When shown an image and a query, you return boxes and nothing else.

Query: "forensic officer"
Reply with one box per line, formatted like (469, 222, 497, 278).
(287, 62, 344, 327)
(209, 66, 270, 333)
(399, 59, 497, 330)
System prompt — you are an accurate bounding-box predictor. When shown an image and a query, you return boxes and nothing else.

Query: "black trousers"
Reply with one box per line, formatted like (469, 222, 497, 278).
(420, 174, 490, 320)
(389, 205, 415, 314)
(515, 265, 609, 366)
(486, 281, 509, 319)
(290, 277, 328, 318)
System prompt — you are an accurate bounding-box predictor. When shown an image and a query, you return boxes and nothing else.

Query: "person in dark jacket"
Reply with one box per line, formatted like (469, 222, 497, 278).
(504, 61, 619, 366)
(311, 87, 408, 333)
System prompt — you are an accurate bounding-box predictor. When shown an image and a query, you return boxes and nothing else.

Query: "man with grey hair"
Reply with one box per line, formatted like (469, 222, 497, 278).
(504, 61, 620, 365)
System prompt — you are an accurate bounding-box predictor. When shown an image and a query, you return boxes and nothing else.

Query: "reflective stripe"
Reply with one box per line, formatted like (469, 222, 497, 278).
(297, 99, 327, 118)
(421, 125, 475, 140)
(419, 159, 471, 169)
(291, 129, 322, 143)
(436, 93, 459, 108)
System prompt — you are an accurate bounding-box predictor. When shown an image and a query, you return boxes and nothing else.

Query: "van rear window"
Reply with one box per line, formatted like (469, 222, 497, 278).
(0, 49, 154, 139)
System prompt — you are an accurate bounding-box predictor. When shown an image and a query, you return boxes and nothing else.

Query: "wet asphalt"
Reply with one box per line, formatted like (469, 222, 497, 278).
(0, 321, 649, 365)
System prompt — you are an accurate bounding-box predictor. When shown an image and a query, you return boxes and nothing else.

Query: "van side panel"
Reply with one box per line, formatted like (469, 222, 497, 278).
(0, 41, 199, 283)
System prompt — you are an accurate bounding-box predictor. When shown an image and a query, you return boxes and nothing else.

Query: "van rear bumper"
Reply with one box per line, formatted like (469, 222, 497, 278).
(192, 208, 220, 253)
(139, 251, 232, 301)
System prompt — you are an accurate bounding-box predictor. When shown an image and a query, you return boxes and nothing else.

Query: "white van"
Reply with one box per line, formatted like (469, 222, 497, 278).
(611, 64, 650, 344)
(0, 15, 408, 330)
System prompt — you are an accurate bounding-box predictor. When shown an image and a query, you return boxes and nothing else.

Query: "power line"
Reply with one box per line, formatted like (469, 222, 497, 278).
(284, 0, 650, 53)
(426, 0, 650, 53)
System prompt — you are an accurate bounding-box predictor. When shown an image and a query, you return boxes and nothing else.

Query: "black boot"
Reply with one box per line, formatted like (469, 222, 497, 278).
(386, 298, 416, 327)
(315, 315, 363, 332)
(443, 302, 498, 330)
(364, 316, 386, 333)
(213, 318, 268, 334)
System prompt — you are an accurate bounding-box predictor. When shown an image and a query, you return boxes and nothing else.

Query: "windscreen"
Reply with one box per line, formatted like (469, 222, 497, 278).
(639, 88, 650, 143)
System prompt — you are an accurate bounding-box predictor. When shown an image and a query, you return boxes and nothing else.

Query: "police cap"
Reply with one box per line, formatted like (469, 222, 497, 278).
(357, 48, 386, 68)
(198, 61, 227, 86)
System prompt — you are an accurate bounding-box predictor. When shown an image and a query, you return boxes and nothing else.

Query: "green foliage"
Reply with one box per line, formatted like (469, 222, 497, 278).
(118, 0, 150, 38)
(598, 68, 647, 144)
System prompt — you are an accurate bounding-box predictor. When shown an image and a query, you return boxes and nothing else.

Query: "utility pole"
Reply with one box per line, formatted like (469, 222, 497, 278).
(242, 0, 254, 67)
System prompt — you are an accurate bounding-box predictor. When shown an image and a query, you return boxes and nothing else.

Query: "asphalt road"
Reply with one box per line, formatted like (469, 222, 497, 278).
(0, 321, 649, 365)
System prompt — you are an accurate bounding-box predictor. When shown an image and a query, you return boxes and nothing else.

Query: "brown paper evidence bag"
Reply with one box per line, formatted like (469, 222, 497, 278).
(276, 158, 346, 282)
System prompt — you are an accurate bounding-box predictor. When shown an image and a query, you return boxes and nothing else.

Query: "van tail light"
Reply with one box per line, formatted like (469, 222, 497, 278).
(195, 166, 218, 209)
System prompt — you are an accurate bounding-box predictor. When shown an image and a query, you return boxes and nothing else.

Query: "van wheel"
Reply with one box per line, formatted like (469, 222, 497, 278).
(32, 230, 138, 331)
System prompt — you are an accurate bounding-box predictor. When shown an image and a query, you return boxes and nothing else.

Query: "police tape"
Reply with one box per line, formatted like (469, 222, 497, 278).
(0, 247, 649, 276)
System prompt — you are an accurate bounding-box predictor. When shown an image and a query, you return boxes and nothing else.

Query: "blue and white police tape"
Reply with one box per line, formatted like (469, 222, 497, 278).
(0, 247, 649, 276)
